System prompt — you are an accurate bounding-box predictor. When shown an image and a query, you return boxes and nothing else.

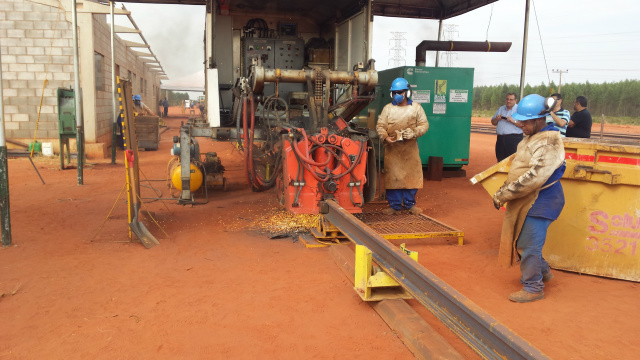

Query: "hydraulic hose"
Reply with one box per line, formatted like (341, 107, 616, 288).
(289, 131, 366, 184)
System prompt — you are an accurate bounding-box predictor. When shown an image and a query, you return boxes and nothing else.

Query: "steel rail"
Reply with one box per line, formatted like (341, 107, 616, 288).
(321, 200, 549, 360)
(470, 123, 640, 141)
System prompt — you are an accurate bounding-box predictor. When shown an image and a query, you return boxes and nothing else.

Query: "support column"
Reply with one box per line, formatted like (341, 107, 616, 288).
(435, 18, 443, 67)
(110, 1, 117, 164)
(205, 0, 220, 127)
(0, 44, 12, 246)
(72, 0, 84, 184)
(519, 0, 531, 101)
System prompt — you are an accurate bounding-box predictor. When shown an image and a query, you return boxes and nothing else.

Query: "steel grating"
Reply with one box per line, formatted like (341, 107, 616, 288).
(355, 202, 464, 243)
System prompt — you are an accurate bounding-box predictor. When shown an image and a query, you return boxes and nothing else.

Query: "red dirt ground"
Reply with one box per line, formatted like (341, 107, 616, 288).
(0, 108, 638, 359)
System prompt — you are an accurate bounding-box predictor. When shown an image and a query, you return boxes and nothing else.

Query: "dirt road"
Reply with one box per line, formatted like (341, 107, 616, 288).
(0, 108, 638, 359)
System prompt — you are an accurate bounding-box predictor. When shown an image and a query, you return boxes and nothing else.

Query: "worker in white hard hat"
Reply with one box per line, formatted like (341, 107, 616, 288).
(492, 94, 566, 303)
(376, 77, 429, 215)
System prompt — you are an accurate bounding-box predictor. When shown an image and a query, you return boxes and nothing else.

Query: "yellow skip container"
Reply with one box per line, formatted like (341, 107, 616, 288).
(471, 138, 640, 282)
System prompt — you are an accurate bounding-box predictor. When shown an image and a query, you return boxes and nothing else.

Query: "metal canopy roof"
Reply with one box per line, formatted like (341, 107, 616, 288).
(114, 0, 498, 23)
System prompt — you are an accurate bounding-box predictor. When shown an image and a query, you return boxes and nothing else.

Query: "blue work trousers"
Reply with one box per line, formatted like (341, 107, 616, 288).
(516, 216, 553, 293)
(386, 189, 418, 211)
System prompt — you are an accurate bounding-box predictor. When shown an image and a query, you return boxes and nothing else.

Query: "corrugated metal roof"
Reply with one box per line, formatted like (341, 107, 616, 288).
(116, 0, 498, 23)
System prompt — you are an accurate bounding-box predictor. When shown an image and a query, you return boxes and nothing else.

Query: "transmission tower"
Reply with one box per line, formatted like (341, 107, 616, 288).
(443, 24, 459, 67)
(388, 32, 407, 67)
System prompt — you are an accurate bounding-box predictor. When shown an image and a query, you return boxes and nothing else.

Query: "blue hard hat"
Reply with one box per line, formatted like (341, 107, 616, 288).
(512, 94, 548, 121)
(134, 94, 141, 101)
(390, 78, 410, 91)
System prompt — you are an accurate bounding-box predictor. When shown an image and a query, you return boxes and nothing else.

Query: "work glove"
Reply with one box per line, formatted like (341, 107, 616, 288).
(492, 195, 503, 210)
(402, 128, 416, 140)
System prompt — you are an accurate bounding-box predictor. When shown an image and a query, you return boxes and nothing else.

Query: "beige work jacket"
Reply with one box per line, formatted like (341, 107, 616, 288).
(493, 129, 565, 267)
(376, 102, 429, 189)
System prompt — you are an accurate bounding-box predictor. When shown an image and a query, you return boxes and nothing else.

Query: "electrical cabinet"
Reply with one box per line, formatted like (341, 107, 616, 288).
(360, 66, 474, 170)
(243, 38, 304, 100)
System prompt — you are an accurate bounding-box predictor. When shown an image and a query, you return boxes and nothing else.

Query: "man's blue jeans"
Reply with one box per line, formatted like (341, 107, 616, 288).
(516, 216, 553, 293)
(386, 189, 418, 211)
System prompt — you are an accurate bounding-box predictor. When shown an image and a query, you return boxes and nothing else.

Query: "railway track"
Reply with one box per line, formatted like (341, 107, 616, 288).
(471, 123, 640, 141)
(321, 200, 550, 360)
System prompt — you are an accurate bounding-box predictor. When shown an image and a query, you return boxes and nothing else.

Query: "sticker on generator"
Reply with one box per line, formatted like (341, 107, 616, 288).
(412, 90, 431, 103)
(434, 80, 447, 102)
(449, 89, 468, 103)
(433, 103, 446, 114)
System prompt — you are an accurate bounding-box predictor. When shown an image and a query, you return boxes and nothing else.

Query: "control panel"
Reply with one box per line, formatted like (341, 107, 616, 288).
(244, 38, 274, 70)
(274, 39, 304, 69)
(243, 38, 305, 100)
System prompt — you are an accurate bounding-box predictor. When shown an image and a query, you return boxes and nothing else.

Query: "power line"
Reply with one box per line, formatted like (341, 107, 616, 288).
(570, 68, 640, 72)
(442, 24, 459, 67)
(552, 69, 569, 93)
(550, 31, 640, 40)
(388, 32, 407, 67)
(485, 4, 494, 41)
(531, 0, 551, 88)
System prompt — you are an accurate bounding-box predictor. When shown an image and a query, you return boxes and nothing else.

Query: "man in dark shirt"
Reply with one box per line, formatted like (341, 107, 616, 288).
(567, 96, 592, 138)
(162, 98, 169, 117)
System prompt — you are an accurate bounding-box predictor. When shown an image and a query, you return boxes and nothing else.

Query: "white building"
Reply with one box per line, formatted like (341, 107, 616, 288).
(0, 0, 166, 157)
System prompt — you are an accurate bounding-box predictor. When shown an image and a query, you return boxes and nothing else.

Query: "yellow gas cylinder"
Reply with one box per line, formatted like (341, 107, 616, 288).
(170, 161, 203, 192)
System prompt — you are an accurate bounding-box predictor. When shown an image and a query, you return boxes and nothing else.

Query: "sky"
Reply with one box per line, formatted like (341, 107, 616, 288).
(114, 0, 640, 94)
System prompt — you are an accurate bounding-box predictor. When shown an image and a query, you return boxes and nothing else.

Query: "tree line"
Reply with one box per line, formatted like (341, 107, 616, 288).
(473, 80, 640, 117)
(166, 91, 190, 107)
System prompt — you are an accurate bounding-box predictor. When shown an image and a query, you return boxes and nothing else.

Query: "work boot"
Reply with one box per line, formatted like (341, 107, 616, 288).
(382, 208, 400, 215)
(408, 206, 422, 215)
(542, 270, 554, 283)
(508, 289, 544, 303)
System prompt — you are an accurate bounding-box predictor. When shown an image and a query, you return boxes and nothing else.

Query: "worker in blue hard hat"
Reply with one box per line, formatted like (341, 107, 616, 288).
(376, 77, 429, 215)
(492, 94, 566, 303)
(132, 94, 154, 116)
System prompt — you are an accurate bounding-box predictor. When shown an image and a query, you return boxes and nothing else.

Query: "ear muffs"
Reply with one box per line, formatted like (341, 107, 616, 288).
(389, 87, 412, 99)
(539, 97, 557, 115)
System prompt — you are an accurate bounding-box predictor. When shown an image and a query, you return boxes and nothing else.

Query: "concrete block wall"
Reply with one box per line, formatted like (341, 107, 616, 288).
(1, 0, 164, 155)
(92, 13, 162, 144)
(0, 0, 74, 141)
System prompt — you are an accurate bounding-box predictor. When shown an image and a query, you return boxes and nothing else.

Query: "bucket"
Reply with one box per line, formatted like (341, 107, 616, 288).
(42, 142, 53, 156)
(29, 141, 42, 153)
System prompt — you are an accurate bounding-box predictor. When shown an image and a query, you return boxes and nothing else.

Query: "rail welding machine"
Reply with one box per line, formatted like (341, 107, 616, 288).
(280, 125, 369, 214)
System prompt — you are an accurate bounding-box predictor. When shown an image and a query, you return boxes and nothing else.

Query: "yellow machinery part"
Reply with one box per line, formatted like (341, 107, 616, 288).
(170, 161, 203, 192)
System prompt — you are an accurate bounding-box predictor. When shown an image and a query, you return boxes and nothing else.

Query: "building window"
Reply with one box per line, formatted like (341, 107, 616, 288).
(128, 70, 132, 81)
(115, 64, 120, 81)
(133, 73, 137, 93)
(94, 52, 104, 91)
(140, 78, 144, 94)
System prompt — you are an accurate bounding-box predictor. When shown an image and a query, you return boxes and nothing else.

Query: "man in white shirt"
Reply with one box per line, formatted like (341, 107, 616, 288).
(491, 93, 523, 162)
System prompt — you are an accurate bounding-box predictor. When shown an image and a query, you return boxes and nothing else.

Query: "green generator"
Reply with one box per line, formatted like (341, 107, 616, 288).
(358, 66, 474, 170)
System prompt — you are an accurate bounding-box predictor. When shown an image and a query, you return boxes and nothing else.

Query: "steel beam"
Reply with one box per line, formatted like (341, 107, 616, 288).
(321, 200, 549, 360)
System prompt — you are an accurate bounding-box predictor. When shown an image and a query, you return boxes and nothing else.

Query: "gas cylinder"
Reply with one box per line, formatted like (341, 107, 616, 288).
(169, 161, 203, 192)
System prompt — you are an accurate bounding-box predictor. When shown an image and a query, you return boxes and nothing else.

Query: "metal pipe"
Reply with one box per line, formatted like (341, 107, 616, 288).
(416, 40, 511, 66)
(72, 0, 83, 185)
(0, 43, 12, 246)
(320, 199, 550, 360)
(252, 68, 377, 94)
(435, 18, 443, 67)
(519, 0, 531, 101)
(110, 1, 117, 164)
